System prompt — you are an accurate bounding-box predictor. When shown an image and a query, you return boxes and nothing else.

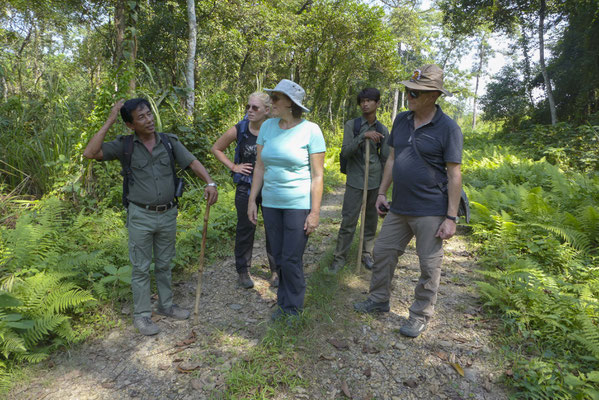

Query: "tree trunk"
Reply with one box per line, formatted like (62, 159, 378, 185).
(539, 0, 557, 125)
(185, 0, 197, 117)
(520, 24, 535, 105)
(472, 35, 485, 130)
(393, 88, 399, 117)
(113, 0, 125, 67)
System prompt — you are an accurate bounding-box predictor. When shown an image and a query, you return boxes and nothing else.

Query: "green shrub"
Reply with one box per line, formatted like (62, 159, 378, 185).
(465, 129, 599, 398)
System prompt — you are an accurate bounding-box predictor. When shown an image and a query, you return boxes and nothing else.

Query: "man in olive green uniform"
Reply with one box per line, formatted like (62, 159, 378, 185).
(84, 98, 218, 336)
(330, 88, 389, 273)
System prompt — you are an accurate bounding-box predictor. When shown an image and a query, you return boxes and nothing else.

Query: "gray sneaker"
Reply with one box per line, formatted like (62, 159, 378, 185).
(399, 316, 428, 338)
(269, 272, 279, 288)
(327, 259, 344, 274)
(353, 298, 390, 313)
(133, 316, 160, 336)
(362, 254, 374, 270)
(238, 272, 255, 289)
(156, 304, 190, 320)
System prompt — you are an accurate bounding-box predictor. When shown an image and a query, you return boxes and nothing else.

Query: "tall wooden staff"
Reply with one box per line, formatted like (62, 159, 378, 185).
(356, 139, 370, 273)
(193, 202, 211, 325)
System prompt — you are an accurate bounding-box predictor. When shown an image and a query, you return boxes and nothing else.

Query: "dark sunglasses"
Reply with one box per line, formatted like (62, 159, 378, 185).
(245, 104, 260, 111)
(405, 89, 424, 99)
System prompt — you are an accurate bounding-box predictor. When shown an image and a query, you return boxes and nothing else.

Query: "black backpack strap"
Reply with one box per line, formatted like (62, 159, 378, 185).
(353, 117, 361, 137)
(158, 132, 178, 197)
(120, 135, 135, 208)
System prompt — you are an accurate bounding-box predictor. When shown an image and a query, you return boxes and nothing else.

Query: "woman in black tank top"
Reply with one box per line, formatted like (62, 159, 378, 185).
(211, 93, 278, 289)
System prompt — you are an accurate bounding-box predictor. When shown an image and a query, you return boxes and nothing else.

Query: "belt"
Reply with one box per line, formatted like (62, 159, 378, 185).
(130, 201, 176, 212)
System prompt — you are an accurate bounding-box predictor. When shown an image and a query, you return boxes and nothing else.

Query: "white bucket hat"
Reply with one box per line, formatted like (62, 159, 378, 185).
(264, 79, 310, 112)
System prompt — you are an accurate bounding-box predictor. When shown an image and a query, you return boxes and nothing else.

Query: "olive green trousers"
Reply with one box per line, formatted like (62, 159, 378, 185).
(127, 203, 177, 318)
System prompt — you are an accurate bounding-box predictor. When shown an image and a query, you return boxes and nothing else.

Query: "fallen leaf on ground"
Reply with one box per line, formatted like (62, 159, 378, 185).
(158, 364, 170, 371)
(363, 367, 372, 378)
(361, 344, 380, 354)
(433, 351, 448, 361)
(506, 369, 513, 377)
(101, 381, 115, 389)
(175, 330, 197, 347)
(403, 378, 418, 388)
(173, 358, 183, 363)
(341, 380, 351, 398)
(327, 338, 349, 350)
(176, 362, 201, 373)
(451, 362, 465, 377)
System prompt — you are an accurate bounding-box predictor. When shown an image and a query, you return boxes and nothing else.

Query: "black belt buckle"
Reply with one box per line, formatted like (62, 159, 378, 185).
(155, 204, 168, 212)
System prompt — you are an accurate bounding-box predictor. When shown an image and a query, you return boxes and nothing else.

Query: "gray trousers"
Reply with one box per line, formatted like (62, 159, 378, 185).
(127, 203, 177, 318)
(333, 185, 379, 264)
(369, 213, 444, 320)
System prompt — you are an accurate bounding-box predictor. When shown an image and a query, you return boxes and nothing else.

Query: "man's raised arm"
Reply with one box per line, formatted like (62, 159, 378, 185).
(83, 99, 124, 160)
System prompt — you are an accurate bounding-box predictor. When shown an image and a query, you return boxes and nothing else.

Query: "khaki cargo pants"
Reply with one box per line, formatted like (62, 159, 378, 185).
(369, 213, 445, 320)
(127, 203, 177, 318)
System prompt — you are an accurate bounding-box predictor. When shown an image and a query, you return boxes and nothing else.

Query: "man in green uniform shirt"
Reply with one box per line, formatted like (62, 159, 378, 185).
(84, 98, 218, 336)
(330, 88, 389, 273)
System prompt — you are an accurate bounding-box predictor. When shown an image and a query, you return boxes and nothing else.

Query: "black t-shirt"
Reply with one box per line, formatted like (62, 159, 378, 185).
(388, 106, 463, 216)
(233, 120, 258, 185)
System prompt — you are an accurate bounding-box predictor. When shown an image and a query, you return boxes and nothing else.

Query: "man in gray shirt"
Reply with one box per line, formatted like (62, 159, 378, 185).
(330, 88, 389, 273)
(353, 65, 463, 338)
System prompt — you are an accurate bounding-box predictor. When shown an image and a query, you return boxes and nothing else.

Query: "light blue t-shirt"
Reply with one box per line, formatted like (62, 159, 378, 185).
(257, 118, 326, 209)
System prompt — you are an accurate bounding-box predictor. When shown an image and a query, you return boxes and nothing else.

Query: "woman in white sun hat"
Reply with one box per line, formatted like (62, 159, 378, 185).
(247, 79, 326, 322)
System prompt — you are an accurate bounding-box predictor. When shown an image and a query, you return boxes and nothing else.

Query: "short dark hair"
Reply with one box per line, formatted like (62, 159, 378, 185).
(357, 88, 381, 105)
(291, 103, 303, 119)
(121, 98, 151, 123)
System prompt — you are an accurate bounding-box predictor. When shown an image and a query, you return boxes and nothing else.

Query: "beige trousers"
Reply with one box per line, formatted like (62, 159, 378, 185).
(368, 213, 445, 320)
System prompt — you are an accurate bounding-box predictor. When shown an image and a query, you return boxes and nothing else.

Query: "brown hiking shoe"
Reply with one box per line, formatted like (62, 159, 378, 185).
(238, 272, 254, 289)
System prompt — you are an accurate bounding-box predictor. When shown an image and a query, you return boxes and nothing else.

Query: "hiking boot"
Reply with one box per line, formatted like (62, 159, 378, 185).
(399, 316, 428, 338)
(353, 298, 390, 313)
(362, 254, 374, 270)
(156, 304, 190, 320)
(271, 307, 284, 322)
(327, 259, 344, 274)
(269, 272, 279, 288)
(133, 316, 160, 336)
(238, 272, 254, 289)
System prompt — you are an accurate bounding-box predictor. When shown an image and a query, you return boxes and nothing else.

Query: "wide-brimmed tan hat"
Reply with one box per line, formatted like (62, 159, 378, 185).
(264, 79, 310, 112)
(400, 64, 453, 97)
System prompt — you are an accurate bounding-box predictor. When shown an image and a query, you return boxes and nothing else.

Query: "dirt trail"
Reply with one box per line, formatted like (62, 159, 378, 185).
(7, 187, 509, 400)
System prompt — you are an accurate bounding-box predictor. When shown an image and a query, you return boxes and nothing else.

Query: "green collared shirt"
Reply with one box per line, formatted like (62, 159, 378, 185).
(101, 132, 196, 205)
(340, 116, 390, 190)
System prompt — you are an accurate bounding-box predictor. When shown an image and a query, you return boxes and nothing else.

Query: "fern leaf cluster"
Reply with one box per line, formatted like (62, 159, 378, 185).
(464, 135, 599, 398)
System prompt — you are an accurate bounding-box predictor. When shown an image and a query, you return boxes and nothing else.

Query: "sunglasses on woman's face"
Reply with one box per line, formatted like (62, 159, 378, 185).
(406, 89, 424, 99)
(245, 104, 260, 111)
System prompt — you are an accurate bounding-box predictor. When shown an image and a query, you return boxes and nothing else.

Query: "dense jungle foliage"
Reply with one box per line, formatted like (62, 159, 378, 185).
(1, 0, 599, 397)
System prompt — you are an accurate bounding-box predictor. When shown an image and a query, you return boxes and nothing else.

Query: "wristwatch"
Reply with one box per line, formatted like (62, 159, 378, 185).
(446, 215, 458, 223)
(207, 182, 218, 188)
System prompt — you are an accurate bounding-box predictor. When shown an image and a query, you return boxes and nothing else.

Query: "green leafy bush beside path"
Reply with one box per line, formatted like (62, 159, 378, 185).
(464, 130, 599, 398)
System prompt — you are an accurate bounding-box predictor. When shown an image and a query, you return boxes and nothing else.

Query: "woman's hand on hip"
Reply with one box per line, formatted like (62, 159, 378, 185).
(232, 163, 253, 175)
(247, 201, 258, 225)
(304, 211, 319, 235)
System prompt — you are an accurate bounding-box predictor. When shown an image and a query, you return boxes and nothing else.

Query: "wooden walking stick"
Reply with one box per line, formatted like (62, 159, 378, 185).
(193, 201, 211, 325)
(356, 139, 371, 273)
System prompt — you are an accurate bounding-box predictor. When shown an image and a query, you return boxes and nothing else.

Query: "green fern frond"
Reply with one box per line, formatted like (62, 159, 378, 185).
(531, 223, 591, 254)
(572, 312, 599, 360)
